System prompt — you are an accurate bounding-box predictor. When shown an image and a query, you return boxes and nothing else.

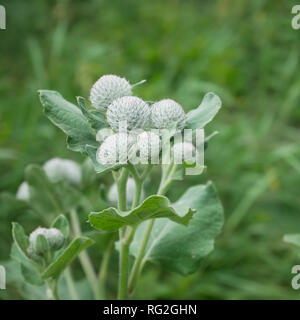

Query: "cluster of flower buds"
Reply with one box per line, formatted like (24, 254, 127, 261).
(27, 227, 65, 261)
(90, 74, 197, 166)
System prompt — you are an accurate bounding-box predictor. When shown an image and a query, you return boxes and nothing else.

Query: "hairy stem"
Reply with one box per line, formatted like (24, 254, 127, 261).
(46, 278, 59, 300)
(127, 163, 174, 295)
(118, 227, 135, 300)
(117, 168, 129, 211)
(128, 219, 154, 295)
(98, 235, 115, 299)
(114, 168, 131, 299)
(129, 164, 153, 209)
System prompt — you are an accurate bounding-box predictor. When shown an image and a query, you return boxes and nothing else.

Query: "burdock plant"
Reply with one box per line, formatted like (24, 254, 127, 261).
(11, 74, 224, 300)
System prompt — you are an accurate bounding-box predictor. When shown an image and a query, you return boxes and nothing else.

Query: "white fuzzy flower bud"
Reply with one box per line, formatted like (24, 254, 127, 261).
(43, 158, 82, 186)
(16, 182, 30, 201)
(96, 133, 136, 165)
(151, 99, 186, 130)
(90, 75, 132, 111)
(29, 227, 64, 254)
(173, 141, 196, 165)
(136, 131, 161, 163)
(106, 96, 150, 132)
(108, 178, 144, 206)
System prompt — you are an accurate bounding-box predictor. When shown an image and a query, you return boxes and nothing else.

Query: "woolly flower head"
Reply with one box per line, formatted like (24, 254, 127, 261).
(16, 182, 30, 201)
(136, 131, 161, 163)
(151, 99, 186, 130)
(29, 227, 64, 254)
(43, 158, 82, 186)
(173, 141, 196, 165)
(90, 75, 132, 111)
(106, 96, 150, 132)
(96, 133, 135, 165)
(108, 178, 145, 207)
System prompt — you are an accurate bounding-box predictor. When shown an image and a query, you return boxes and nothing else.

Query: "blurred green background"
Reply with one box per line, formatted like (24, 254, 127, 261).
(1, 0, 300, 299)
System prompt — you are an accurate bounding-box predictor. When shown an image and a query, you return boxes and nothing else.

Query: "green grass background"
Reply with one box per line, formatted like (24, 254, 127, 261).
(1, 0, 300, 299)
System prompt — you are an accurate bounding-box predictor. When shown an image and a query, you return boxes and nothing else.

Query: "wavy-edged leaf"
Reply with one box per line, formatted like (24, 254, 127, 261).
(42, 237, 95, 279)
(186, 92, 222, 129)
(38, 90, 97, 153)
(89, 195, 195, 231)
(130, 182, 224, 275)
(283, 234, 300, 247)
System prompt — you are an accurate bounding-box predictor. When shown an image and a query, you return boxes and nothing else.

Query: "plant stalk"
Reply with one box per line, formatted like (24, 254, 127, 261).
(128, 163, 174, 295)
(128, 219, 154, 295)
(70, 208, 100, 299)
(98, 235, 115, 299)
(118, 227, 135, 300)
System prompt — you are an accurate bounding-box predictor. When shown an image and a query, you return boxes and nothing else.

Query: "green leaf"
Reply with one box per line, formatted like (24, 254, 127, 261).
(38, 90, 97, 153)
(51, 215, 69, 239)
(130, 182, 224, 275)
(12, 222, 30, 260)
(42, 237, 95, 279)
(20, 264, 44, 286)
(186, 92, 222, 129)
(10, 244, 44, 286)
(76, 96, 107, 131)
(89, 195, 195, 231)
(283, 234, 300, 247)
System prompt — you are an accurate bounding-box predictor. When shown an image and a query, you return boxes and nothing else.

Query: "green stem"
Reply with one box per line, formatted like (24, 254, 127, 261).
(65, 267, 79, 300)
(98, 235, 115, 299)
(46, 278, 60, 300)
(128, 219, 154, 295)
(157, 163, 177, 195)
(117, 168, 129, 211)
(133, 180, 142, 209)
(129, 164, 153, 209)
(114, 168, 131, 300)
(118, 227, 135, 300)
(70, 208, 100, 299)
(127, 163, 175, 295)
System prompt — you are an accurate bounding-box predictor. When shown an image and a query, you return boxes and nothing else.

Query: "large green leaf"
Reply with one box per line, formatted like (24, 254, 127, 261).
(38, 90, 97, 153)
(186, 92, 222, 129)
(130, 182, 224, 275)
(283, 234, 300, 247)
(89, 195, 195, 231)
(42, 237, 95, 279)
